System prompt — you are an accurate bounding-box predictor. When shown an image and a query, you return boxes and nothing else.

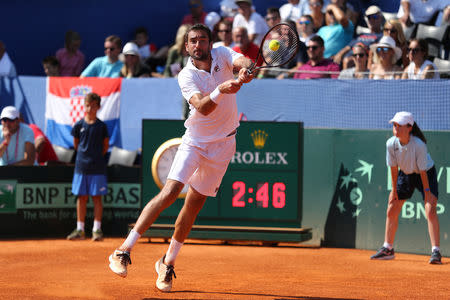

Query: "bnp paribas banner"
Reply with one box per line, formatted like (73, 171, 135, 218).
(0, 182, 140, 213)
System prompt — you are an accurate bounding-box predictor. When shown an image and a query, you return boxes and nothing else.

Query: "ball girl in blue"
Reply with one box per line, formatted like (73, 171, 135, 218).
(67, 92, 109, 241)
(371, 112, 441, 264)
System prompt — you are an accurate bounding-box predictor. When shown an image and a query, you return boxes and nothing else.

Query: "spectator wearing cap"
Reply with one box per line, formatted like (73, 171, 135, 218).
(402, 39, 440, 79)
(0, 106, 35, 166)
(333, 5, 383, 69)
(294, 35, 340, 79)
(0, 41, 17, 77)
(56, 31, 85, 76)
(398, 0, 450, 27)
(119, 42, 153, 78)
(81, 35, 123, 78)
(233, 0, 269, 46)
(338, 43, 370, 79)
(181, 0, 207, 25)
(369, 36, 403, 79)
(317, 3, 354, 58)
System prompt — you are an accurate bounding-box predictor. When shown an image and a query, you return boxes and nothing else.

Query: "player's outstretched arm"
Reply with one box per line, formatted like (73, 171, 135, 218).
(189, 80, 242, 116)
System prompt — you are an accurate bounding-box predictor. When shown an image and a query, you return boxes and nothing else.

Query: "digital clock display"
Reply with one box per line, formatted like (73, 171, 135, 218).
(232, 181, 286, 208)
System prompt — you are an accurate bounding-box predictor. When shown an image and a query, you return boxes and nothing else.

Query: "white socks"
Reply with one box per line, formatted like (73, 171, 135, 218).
(165, 238, 183, 265)
(122, 230, 141, 250)
(77, 221, 85, 232)
(93, 220, 102, 232)
(432, 246, 440, 252)
(383, 242, 393, 250)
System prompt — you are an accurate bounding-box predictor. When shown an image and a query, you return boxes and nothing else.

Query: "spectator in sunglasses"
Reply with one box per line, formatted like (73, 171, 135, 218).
(377, 19, 409, 69)
(333, 6, 383, 69)
(265, 7, 282, 28)
(338, 43, 370, 79)
(81, 35, 123, 78)
(0, 106, 35, 166)
(293, 35, 340, 79)
(297, 15, 317, 44)
(317, 3, 354, 58)
(402, 39, 440, 79)
(308, 0, 325, 31)
(213, 19, 234, 49)
(369, 36, 403, 79)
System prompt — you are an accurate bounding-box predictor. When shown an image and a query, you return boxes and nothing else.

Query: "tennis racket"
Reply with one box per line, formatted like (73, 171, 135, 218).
(247, 22, 300, 74)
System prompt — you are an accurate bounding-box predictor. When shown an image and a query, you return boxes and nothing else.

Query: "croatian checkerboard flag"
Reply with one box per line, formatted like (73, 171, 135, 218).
(45, 77, 122, 148)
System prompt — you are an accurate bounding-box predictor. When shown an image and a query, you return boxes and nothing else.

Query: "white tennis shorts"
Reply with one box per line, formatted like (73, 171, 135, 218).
(167, 134, 236, 197)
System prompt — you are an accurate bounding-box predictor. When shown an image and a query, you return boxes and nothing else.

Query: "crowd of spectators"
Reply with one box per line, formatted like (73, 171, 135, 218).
(2, 0, 450, 83)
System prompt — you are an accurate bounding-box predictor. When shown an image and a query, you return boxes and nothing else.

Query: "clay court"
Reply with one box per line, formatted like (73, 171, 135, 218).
(1, 238, 448, 299)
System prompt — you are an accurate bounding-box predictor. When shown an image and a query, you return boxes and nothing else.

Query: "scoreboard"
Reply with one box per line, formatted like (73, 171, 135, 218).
(142, 120, 304, 229)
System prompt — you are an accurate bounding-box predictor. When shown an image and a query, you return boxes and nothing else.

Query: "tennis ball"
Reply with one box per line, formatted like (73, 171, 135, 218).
(269, 39, 280, 51)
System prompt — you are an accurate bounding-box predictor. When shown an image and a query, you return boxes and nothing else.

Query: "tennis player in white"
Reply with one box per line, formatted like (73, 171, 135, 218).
(108, 23, 254, 292)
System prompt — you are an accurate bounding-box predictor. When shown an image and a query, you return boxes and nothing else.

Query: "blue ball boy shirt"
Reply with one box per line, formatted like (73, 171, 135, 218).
(71, 118, 109, 174)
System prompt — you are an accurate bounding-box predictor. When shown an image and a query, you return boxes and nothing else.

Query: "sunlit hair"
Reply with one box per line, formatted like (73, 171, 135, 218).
(172, 24, 191, 54)
(85, 92, 101, 106)
(384, 20, 406, 47)
(105, 35, 122, 49)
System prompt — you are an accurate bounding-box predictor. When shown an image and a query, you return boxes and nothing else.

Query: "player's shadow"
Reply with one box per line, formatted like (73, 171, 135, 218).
(321, 163, 358, 248)
(143, 291, 362, 299)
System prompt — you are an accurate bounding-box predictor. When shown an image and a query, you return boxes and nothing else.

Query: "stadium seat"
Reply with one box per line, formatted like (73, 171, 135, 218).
(433, 57, 450, 78)
(52, 145, 75, 163)
(108, 146, 138, 167)
(415, 24, 450, 59)
(403, 24, 418, 41)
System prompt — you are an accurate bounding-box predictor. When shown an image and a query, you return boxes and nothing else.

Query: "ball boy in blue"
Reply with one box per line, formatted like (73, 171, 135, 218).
(67, 92, 110, 241)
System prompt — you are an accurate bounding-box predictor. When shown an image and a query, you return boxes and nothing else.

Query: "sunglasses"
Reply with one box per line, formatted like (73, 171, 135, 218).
(298, 20, 311, 25)
(307, 45, 319, 50)
(352, 53, 366, 58)
(383, 28, 397, 34)
(310, 2, 321, 7)
(265, 16, 278, 21)
(366, 14, 379, 20)
(217, 29, 231, 33)
(1, 118, 15, 122)
(408, 47, 422, 54)
(376, 47, 391, 53)
(105, 47, 116, 51)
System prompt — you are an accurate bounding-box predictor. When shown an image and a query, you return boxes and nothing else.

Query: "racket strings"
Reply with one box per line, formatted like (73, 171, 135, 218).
(261, 24, 299, 67)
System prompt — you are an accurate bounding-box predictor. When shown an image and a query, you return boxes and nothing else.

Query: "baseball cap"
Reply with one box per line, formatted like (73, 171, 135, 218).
(365, 5, 381, 16)
(119, 42, 140, 62)
(0, 106, 20, 120)
(389, 111, 414, 126)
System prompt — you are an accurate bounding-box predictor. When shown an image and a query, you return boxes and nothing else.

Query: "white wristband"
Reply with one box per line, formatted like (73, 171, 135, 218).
(209, 87, 224, 104)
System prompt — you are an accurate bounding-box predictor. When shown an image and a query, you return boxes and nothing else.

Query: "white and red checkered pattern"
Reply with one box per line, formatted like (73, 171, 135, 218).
(69, 97, 86, 125)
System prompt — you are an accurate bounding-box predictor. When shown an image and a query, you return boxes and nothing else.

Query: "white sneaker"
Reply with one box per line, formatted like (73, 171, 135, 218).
(109, 250, 131, 277)
(155, 255, 176, 292)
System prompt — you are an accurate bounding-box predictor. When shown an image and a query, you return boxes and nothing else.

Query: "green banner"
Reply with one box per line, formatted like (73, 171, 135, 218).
(14, 183, 140, 209)
(0, 180, 17, 213)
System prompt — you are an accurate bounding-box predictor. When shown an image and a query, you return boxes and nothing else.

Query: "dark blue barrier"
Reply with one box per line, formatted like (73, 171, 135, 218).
(1, 76, 448, 151)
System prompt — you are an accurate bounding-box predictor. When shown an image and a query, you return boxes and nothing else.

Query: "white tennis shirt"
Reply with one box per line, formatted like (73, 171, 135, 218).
(178, 46, 243, 146)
